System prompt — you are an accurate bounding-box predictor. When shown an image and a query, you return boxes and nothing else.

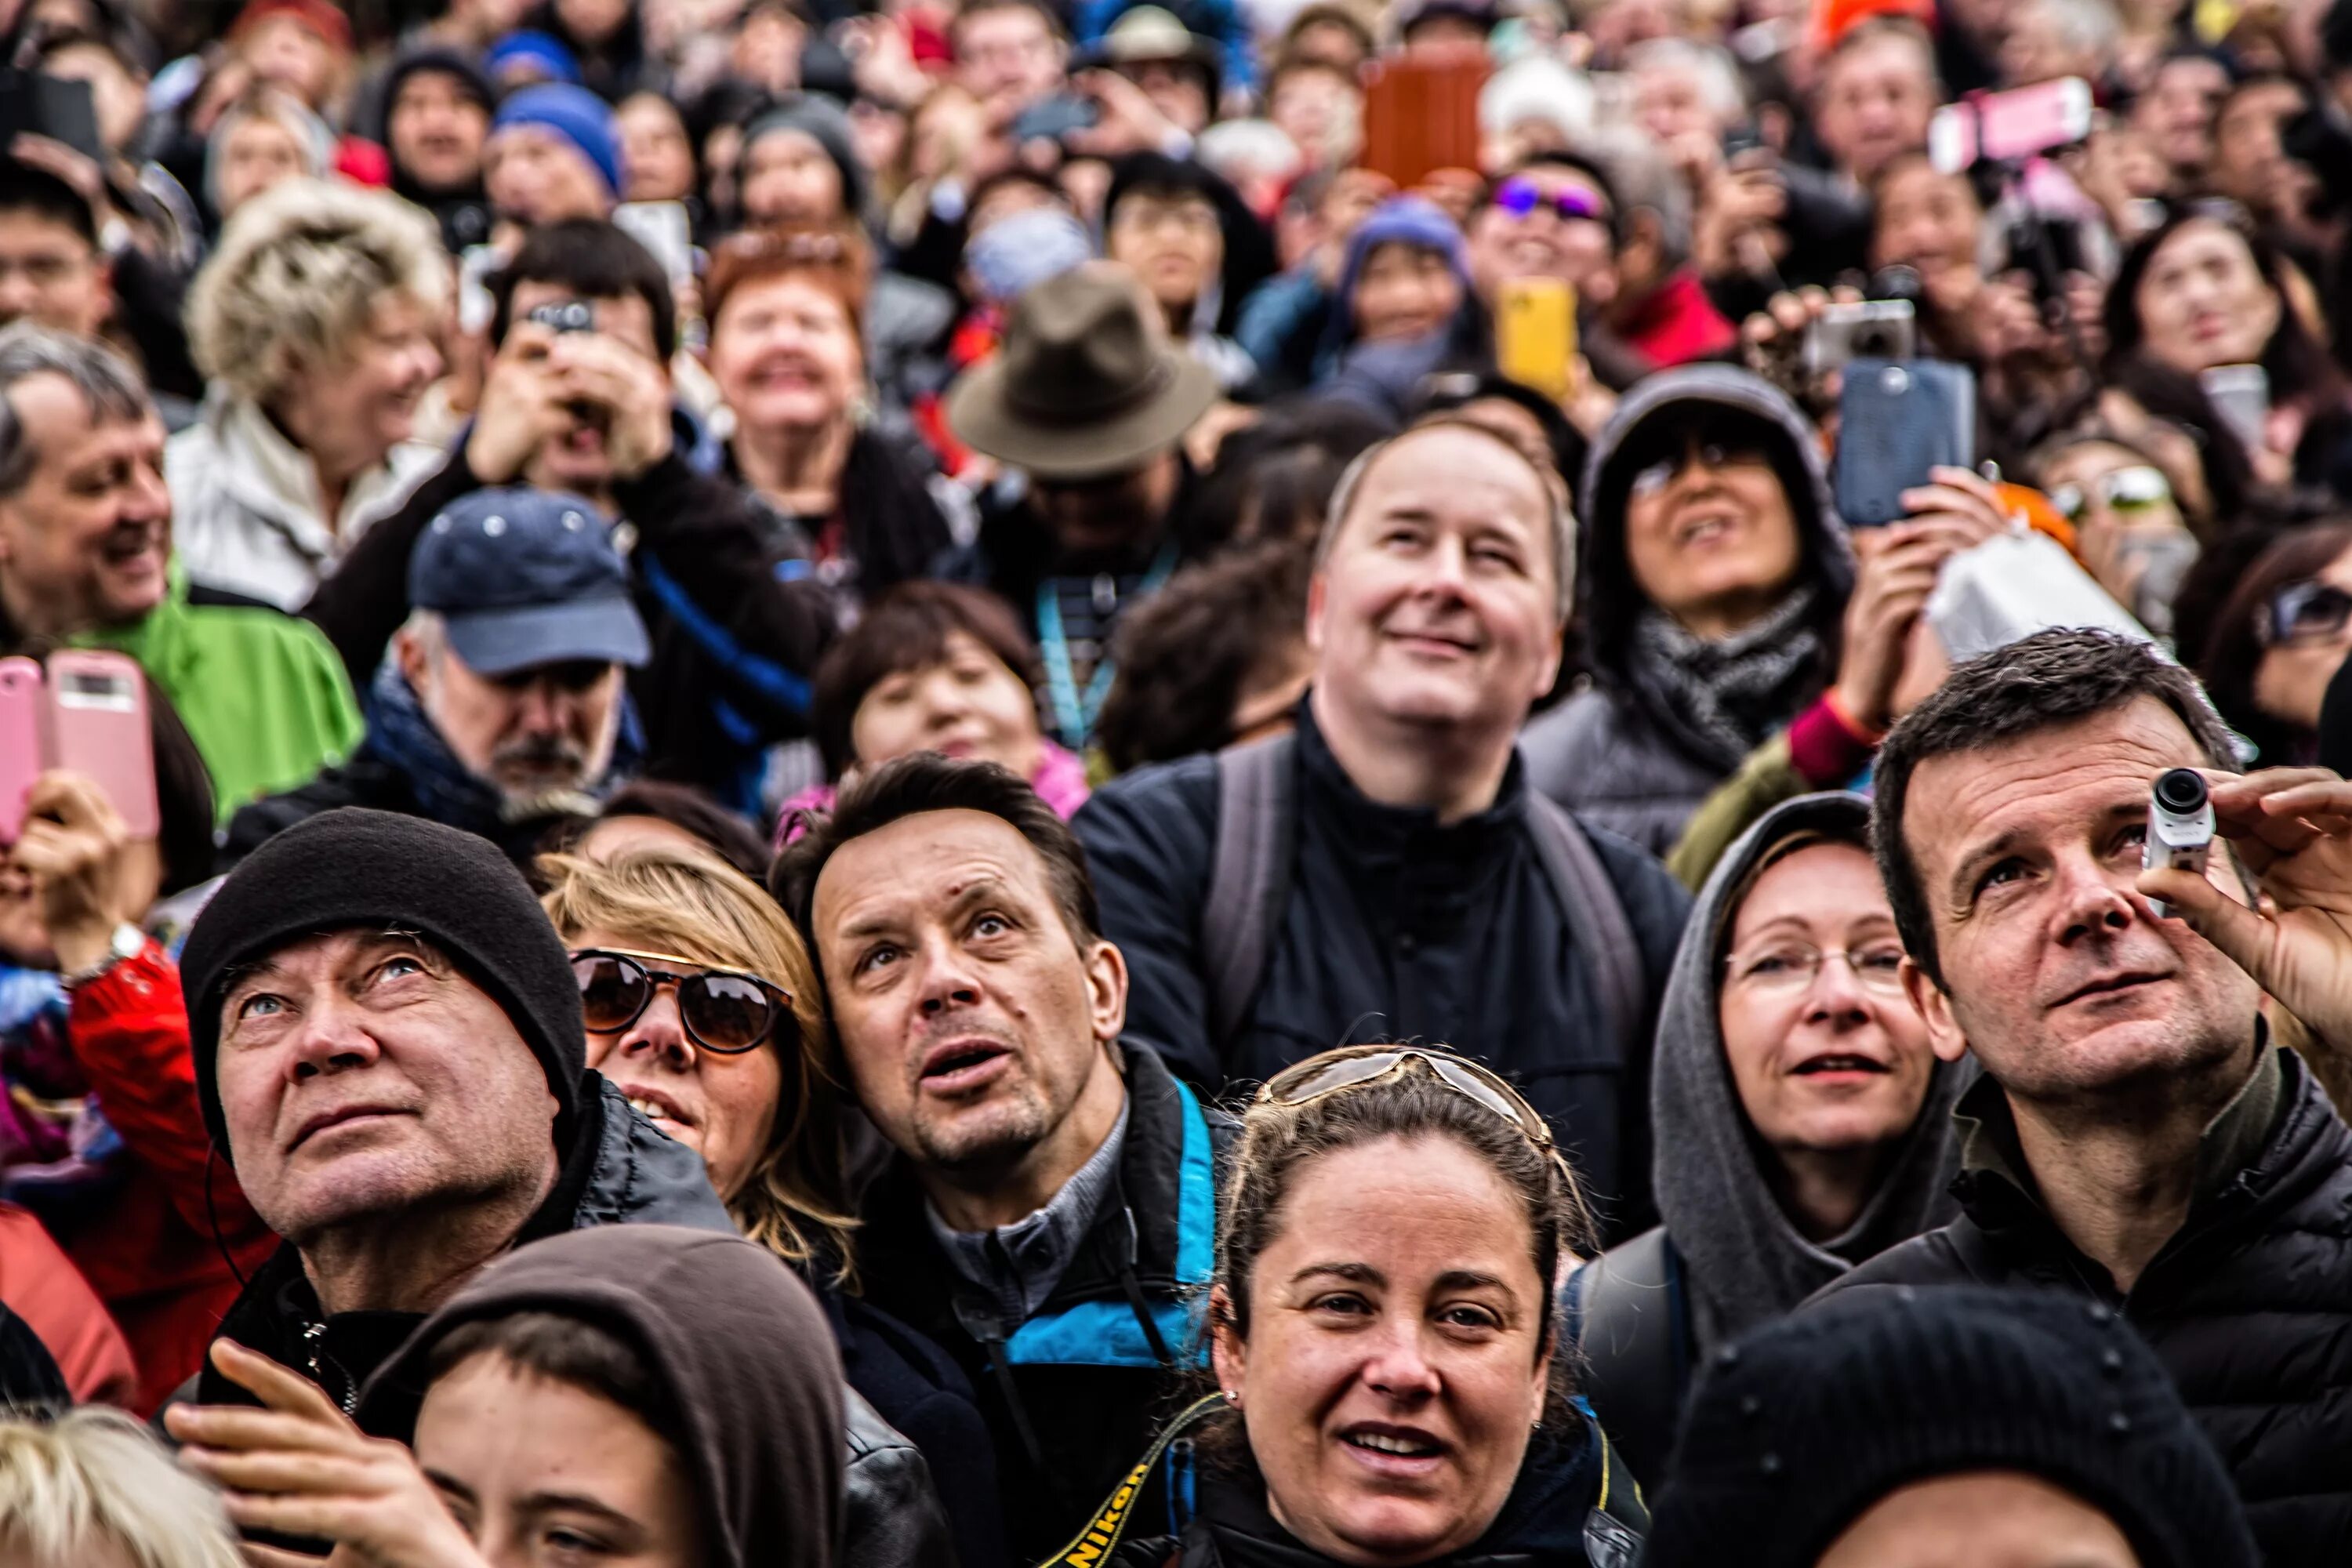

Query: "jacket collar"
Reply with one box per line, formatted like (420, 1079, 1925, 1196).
(1294, 700, 1527, 891)
(862, 1043, 1203, 1338)
(200, 390, 434, 553)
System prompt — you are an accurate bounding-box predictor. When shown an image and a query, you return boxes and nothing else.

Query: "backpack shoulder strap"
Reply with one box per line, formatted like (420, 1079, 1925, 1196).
(1526, 793, 1645, 1062)
(1203, 731, 1297, 1048)
(1571, 1227, 1683, 1493)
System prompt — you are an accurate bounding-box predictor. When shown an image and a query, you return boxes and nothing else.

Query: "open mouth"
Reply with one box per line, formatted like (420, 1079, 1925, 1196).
(920, 1040, 1013, 1094)
(1338, 1425, 1446, 1472)
(1792, 1054, 1890, 1076)
(1674, 511, 1738, 548)
(618, 1084, 693, 1129)
(100, 526, 157, 565)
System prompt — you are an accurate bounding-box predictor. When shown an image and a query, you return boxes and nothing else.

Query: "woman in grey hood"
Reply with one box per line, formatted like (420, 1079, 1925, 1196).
(1522, 366, 1856, 855)
(1569, 793, 1969, 1483)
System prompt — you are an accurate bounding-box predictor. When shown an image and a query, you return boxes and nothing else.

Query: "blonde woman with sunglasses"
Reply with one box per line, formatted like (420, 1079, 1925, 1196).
(538, 842, 1008, 1568)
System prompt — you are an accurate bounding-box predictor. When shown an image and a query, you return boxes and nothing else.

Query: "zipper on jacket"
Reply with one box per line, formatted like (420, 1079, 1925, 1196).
(300, 1320, 359, 1415)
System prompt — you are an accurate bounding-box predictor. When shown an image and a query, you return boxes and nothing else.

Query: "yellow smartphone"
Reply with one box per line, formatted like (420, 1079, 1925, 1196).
(1497, 278, 1577, 405)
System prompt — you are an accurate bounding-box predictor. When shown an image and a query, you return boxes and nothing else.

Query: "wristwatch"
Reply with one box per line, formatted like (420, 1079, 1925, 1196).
(62, 920, 145, 989)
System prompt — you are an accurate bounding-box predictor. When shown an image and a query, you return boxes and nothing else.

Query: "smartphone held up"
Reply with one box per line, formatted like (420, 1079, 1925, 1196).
(0, 650, 158, 845)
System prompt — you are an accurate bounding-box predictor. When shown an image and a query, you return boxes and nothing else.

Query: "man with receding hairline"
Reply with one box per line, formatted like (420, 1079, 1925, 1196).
(1078, 416, 1690, 1239)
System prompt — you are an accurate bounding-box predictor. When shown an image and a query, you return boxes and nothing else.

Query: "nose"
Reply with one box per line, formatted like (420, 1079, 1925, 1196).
(620, 986, 695, 1069)
(512, 679, 566, 732)
(284, 993, 384, 1083)
(913, 933, 984, 1018)
(1359, 1317, 1443, 1403)
(2052, 851, 2137, 945)
(1803, 952, 1873, 1025)
(123, 462, 172, 524)
(0, 274, 36, 321)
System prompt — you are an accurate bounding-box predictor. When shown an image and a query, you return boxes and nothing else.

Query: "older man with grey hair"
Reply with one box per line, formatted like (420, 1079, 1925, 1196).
(0, 322, 360, 816)
(1075, 415, 1692, 1241)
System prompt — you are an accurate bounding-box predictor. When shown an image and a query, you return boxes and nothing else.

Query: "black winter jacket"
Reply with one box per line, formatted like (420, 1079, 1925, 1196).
(1074, 706, 1691, 1240)
(1812, 1045, 2352, 1566)
(299, 437, 842, 812)
(857, 1044, 1231, 1566)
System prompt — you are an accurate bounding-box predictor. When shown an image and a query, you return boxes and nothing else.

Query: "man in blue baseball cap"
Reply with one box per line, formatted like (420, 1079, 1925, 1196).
(223, 487, 650, 866)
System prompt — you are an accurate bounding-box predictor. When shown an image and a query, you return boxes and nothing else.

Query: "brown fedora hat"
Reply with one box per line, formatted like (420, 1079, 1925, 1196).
(946, 261, 1220, 481)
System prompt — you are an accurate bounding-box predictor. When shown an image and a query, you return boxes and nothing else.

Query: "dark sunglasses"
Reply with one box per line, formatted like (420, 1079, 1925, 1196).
(1260, 1047, 1555, 1149)
(570, 949, 790, 1054)
(1493, 176, 1610, 227)
(2257, 580, 2352, 648)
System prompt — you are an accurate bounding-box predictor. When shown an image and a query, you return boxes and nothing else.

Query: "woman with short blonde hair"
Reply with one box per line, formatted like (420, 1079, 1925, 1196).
(0, 1406, 243, 1568)
(169, 176, 449, 611)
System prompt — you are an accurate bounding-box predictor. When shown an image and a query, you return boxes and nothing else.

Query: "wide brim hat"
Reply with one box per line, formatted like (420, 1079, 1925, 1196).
(946, 262, 1220, 481)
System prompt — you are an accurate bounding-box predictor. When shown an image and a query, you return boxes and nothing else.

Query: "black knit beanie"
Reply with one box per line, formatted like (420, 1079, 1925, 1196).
(181, 808, 585, 1164)
(1643, 1286, 2259, 1568)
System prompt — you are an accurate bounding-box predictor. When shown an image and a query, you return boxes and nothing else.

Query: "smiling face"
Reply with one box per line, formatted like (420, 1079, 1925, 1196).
(1214, 1134, 1551, 1566)
(2133, 218, 2279, 375)
(1719, 842, 1936, 1164)
(1620, 422, 1803, 640)
(574, 926, 782, 1204)
(0, 375, 170, 640)
(810, 808, 1125, 1180)
(1870, 158, 1981, 286)
(278, 292, 444, 473)
(418, 1353, 702, 1568)
(1465, 165, 1617, 307)
(213, 930, 561, 1244)
(1898, 699, 2261, 1105)
(709, 274, 862, 438)
(1813, 31, 1937, 181)
(1308, 424, 1563, 743)
(849, 630, 1046, 778)
(1352, 241, 1461, 346)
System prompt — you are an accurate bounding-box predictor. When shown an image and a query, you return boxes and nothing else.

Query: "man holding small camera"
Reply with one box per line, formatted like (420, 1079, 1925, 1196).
(300, 219, 841, 808)
(1813, 628, 2352, 1565)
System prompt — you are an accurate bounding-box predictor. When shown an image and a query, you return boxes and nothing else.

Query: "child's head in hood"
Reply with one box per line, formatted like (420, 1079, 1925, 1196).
(361, 1225, 845, 1568)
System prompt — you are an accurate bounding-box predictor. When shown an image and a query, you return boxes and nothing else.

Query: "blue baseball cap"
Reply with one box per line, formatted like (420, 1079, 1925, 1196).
(409, 488, 650, 677)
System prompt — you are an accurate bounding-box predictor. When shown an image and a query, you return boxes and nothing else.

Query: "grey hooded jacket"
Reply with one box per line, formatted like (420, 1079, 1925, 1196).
(1571, 793, 1968, 1481)
(1523, 368, 1855, 855)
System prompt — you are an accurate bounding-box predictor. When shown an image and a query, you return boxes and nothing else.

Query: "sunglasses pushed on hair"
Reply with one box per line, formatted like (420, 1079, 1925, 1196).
(570, 949, 791, 1054)
(1259, 1047, 1555, 1149)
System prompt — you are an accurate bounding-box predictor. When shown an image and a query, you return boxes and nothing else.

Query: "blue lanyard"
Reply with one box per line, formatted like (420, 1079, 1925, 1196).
(1037, 541, 1178, 747)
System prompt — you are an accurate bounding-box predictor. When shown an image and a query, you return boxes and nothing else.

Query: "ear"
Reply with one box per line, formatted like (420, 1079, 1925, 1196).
(1209, 1283, 1247, 1397)
(1305, 568, 1329, 655)
(1902, 956, 1972, 1065)
(394, 625, 431, 692)
(1533, 617, 1564, 700)
(1083, 935, 1127, 1047)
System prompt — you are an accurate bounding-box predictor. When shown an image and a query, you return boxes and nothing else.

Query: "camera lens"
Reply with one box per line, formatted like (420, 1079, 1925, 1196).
(2154, 768, 2208, 814)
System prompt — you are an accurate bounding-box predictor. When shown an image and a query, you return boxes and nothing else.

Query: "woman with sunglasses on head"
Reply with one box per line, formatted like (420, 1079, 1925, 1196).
(1570, 793, 1963, 1485)
(537, 843, 1008, 1568)
(2193, 521, 2352, 768)
(1523, 365, 2006, 858)
(2028, 428, 2203, 640)
(1094, 1044, 1648, 1568)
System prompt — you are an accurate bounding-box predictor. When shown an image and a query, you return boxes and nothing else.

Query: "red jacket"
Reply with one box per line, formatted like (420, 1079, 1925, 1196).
(60, 942, 277, 1412)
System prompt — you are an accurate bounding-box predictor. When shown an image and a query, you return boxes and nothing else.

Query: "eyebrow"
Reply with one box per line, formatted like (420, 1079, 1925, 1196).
(1947, 826, 2031, 904)
(520, 1491, 641, 1530)
(837, 877, 1008, 942)
(1432, 1269, 1511, 1294)
(1293, 1261, 1382, 1287)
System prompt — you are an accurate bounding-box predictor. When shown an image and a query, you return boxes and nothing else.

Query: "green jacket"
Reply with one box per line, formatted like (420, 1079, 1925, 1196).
(1664, 731, 1809, 891)
(73, 569, 362, 825)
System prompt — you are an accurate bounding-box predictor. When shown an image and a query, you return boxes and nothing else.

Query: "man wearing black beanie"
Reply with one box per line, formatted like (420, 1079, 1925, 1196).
(1646, 1286, 2260, 1568)
(173, 808, 731, 1428)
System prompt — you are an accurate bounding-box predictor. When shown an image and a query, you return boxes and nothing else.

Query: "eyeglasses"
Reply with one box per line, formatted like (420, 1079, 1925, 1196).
(2257, 579, 2352, 648)
(1492, 176, 1610, 227)
(569, 949, 791, 1054)
(2048, 465, 2172, 523)
(1723, 942, 1908, 997)
(1259, 1047, 1555, 1149)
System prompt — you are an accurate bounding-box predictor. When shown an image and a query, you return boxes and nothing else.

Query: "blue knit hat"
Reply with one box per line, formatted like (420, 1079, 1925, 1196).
(492, 82, 622, 196)
(484, 27, 580, 85)
(1318, 194, 1471, 363)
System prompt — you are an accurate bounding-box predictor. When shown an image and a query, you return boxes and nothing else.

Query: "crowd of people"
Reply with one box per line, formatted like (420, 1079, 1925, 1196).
(9, 0, 2352, 1557)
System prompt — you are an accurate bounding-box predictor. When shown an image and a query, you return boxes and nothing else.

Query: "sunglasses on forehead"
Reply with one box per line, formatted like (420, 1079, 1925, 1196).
(1492, 176, 1610, 226)
(570, 949, 792, 1054)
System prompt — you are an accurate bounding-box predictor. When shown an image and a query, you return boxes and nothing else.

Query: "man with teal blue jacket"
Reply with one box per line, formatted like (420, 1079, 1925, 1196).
(775, 751, 1229, 1568)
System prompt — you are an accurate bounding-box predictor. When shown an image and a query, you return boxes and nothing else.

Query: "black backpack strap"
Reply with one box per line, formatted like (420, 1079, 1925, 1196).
(1571, 1227, 1686, 1486)
(1526, 793, 1645, 1064)
(1203, 731, 1297, 1048)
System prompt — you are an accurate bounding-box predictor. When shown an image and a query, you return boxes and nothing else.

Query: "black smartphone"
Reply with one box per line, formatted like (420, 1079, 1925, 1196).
(0, 71, 104, 164)
(1011, 93, 1098, 145)
(1835, 358, 1975, 526)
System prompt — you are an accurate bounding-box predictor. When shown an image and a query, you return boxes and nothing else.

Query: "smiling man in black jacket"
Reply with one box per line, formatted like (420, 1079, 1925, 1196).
(1075, 419, 1690, 1241)
(1813, 629, 2352, 1566)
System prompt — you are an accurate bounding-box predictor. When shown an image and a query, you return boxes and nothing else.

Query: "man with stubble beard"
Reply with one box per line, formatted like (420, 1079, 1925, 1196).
(773, 752, 1232, 1564)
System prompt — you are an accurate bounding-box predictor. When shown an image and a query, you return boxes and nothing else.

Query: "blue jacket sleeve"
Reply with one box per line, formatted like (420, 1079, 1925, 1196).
(1071, 761, 1225, 1093)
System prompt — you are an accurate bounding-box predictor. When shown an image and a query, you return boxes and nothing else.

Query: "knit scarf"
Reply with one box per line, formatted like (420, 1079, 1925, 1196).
(358, 659, 642, 837)
(1624, 586, 1822, 773)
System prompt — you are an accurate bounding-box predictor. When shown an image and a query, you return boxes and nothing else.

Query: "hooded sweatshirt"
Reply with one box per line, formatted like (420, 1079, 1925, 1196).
(360, 1225, 844, 1568)
(1521, 367, 1855, 855)
(1573, 793, 1968, 1480)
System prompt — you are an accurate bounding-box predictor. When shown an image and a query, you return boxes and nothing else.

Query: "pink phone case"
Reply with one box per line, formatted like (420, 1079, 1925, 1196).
(42, 649, 158, 838)
(0, 658, 41, 844)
